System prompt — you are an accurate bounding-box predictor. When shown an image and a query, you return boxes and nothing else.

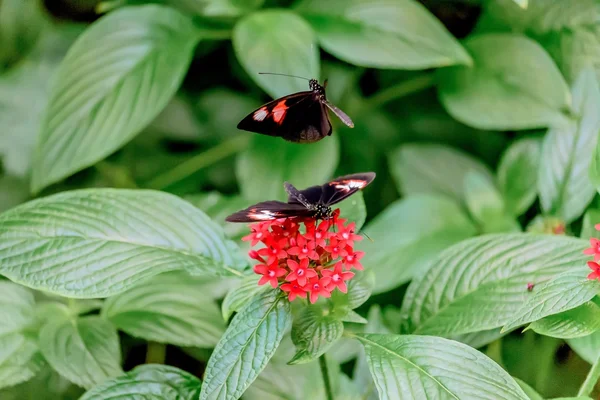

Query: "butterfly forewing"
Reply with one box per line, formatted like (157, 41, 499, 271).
(225, 201, 311, 222)
(319, 172, 376, 206)
(324, 100, 354, 128)
(237, 92, 331, 143)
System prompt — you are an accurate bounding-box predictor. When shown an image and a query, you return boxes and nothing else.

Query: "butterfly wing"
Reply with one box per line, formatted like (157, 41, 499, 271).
(319, 172, 376, 206)
(225, 200, 312, 223)
(237, 92, 332, 143)
(323, 99, 354, 128)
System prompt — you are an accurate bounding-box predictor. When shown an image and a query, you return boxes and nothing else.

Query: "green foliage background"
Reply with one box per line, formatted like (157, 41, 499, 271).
(2, 0, 600, 399)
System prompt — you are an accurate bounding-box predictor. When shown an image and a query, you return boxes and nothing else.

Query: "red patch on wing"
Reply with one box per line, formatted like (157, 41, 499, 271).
(272, 100, 288, 124)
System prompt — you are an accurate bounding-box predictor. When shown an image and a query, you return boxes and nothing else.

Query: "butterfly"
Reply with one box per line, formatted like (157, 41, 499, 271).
(237, 74, 354, 144)
(225, 172, 375, 223)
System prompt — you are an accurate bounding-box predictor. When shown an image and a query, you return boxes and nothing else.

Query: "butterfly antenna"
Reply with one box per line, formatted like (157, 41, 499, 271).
(360, 230, 374, 243)
(258, 72, 311, 81)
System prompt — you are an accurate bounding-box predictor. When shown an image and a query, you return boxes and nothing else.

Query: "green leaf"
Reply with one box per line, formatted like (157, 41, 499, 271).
(401, 234, 589, 336)
(359, 195, 476, 293)
(0, 0, 47, 69)
(289, 305, 344, 364)
(389, 143, 495, 204)
(581, 209, 600, 239)
(102, 271, 225, 348)
(31, 5, 200, 193)
(0, 333, 45, 390)
(200, 290, 292, 400)
(528, 301, 600, 338)
(236, 134, 339, 201)
(39, 316, 122, 388)
(0, 189, 244, 298)
(540, 67, 600, 222)
(233, 10, 319, 99)
(514, 377, 543, 400)
(80, 364, 201, 400)
(497, 138, 542, 216)
(503, 266, 600, 331)
(221, 275, 268, 321)
(336, 191, 367, 231)
(0, 282, 36, 336)
(295, 0, 471, 69)
(355, 334, 528, 400)
(438, 33, 571, 130)
(567, 330, 600, 364)
(193, 0, 264, 17)
(185, 192, 252, 239)
(332, 269, 375, 311)
(0, 175, 28, 214)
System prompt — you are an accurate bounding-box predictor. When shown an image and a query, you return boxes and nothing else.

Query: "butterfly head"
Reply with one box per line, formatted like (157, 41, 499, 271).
(309, 79, 325, 97)
(314, 203, 333, 220)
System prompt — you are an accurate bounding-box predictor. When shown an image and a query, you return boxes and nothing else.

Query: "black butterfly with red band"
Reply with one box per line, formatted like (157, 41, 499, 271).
(225, 172, 375, 223)
(237, 73, 354, 144)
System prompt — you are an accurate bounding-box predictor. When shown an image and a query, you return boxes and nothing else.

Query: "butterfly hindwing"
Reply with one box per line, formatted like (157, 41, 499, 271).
(225, 200, 311, 223)
(319, 172, 376, 206)
(237, 92, 331, 143)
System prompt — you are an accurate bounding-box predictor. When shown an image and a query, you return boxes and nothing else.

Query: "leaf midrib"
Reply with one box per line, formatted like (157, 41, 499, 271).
(357, 335, 460, 400)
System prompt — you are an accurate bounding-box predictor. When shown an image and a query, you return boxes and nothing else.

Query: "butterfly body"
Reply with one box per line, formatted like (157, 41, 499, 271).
(237, 79, 354, 143)
(225, 172, 375, 223)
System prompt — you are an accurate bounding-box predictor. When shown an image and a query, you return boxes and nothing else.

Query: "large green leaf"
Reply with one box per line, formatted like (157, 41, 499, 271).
(0, 333, 45, 390)
(0, 282, 36, 336)
(186, 192, 252, 239)
(355, 334, 528, 400)
(233, 10, 319, 99)
(39, 316, 122, 388)
(200, 291, 292, 400)
(0, 0, 46, 69)
(539, 67, 600, 222)
(102, 271, 225, 348)
(567, 330, 600, 364)
(389, 143, 494, 204)
(295, 0, 471, 69)
(0, 189, 245, 298)
(80, 364, 201, 400)
(289, 305, 344, 364)
(438, 34, 571, 130)
(359, 195, 477, 293)
(236, 134, 339, 201)
(503, 266, 600, 331)
(336, 191, 367, 232)
(529, 301, 600, 339)
(221, 275, 268, 321)
(401, 234, 589, 336)
(31, 5, 200, 193)
(497, 138, 542, 216)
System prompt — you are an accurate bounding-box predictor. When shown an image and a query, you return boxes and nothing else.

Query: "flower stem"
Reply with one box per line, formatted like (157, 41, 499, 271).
(145, 341, 166, 364)
(362, 73, 435, 112)
(578, 352, 600, 397)
(145, 135, 249, 190)
(319, 355, 334, 400)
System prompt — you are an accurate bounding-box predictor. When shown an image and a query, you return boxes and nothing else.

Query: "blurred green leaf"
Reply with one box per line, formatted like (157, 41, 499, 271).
(359, 194, 477, 294)
(233, 10, 319, 98)
(540, 67, 600, 223)
(80, 364, 201, 400)
(0, 175, 28, 213)
(581, 209, 600, 239)
(184, 0, 264, 17)
(221, 275, 268, 321)
(389, 143, 494, 204)
(514, 377, 543, 400)
(296, 0, 471, 69)
(567, 329, 600, 364)
(185, 191, 251, 239)
(289, 305, 344, 364)
(503, 266, 600, 332)
(336, 191, 367, 231)
(0, 0, 47, 69)
(0, 189, 245, 298)
(200, 290, 291, 400)
(497, 138, 542, 216)
(331, 269, 374, 312)
(438, 34, 571, 130)
(0, 282, 36, 336)
(31, 5, 200, 193)
(0, 333, 45, 390)
(402, 234, 589, 337)
(355, 334, 528, 400)
(529, 301, 600, 339)
(236, 134, 339, 201)
(102, 271, 225, 348)
(39, 316, 122, 389)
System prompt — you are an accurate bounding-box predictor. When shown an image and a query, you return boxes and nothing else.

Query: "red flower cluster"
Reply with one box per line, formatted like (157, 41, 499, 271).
(584, 224, 600, 280)
(242, 210, 364, 303)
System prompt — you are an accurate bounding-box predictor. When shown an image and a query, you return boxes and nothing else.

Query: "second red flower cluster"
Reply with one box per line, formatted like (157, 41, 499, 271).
(243, 210, 364, 303)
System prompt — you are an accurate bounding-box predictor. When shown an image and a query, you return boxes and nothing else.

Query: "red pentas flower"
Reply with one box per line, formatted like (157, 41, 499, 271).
(584, 224, 600, 281)
(241, 210, 364, 303)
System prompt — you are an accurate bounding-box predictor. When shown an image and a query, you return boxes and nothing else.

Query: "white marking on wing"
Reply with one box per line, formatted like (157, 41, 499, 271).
(253, 108, 268, 121)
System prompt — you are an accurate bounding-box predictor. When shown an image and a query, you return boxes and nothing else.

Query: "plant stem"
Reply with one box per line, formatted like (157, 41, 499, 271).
(319, 355, 334, 400)
(362, 73, 435, 112)
(145, 135, 249, 190)
(578, 353, 600, 397)
(146, 342, 166, 364)
(485, 339, 504, 369)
